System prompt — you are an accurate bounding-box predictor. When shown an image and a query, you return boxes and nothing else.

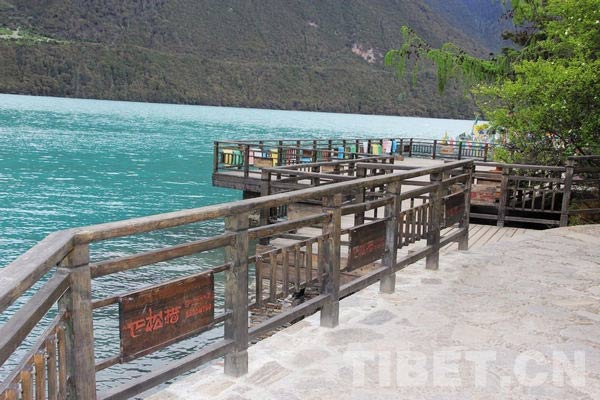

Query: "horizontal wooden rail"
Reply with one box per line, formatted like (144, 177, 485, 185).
(267, 170, 356, 181)
(248, 295, 328, 340)
(248, 214, 330, 240)
(98, 339, 235, 400)
(0, 230, 73, 313)
(341, 197, 393, 216)
(0, 270, 69, 367)
(270, 155, 394, 171)
(90, 233, 236, 278)
(475, 161, 566, 172)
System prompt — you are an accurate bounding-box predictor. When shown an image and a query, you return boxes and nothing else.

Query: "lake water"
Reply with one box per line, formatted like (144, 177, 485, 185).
(0, 94, 474, 391)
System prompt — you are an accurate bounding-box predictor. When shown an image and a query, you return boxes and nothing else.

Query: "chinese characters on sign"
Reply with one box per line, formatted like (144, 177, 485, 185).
(347, 220, 387, 271)
(119, 272, 214, 361)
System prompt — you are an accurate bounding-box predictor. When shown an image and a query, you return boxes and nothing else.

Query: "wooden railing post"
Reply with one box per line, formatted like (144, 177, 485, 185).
(483, 143, 489, 162)
(348, 159, 356, 177)
(259, 170, 271, 245)
(277, 141, 283, 166)
(458, 141, 463, 160)
(560, 159, 575, 227)
(426, 172, 442, 270)
(213, 141, 220, 173)
(381, 181, 401, 293)
(320, 193, 342, 328)
(399, 138, 404, 156)
(58, 244, 96, 400)
(497, 167, 510, 227)
(432, 139, 437, 160)
(354, 167, 366, 226)
(409, 138, 413, 157)
(459, 163, 474, 250)
(243, 145, 250, 178)
(224, 212, 250, 377)
(296, 140, 301, 164)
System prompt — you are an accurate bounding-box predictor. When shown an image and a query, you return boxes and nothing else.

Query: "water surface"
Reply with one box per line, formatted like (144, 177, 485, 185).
(0, 94, 475, 390)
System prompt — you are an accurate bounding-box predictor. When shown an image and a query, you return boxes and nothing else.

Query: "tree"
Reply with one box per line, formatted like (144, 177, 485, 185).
(385, 0, 600, 165)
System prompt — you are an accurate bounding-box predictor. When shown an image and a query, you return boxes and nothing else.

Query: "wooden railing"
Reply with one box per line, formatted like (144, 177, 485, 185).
(567, 155, 600, 224)
(213, 138, 496, 177)
(0, 160, 473, 399)
(470, 156, 600, 227)
(397, 138, 493, 161)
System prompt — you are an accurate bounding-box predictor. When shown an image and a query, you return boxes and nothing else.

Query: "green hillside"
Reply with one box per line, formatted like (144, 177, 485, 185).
(0, 1, 503, 118)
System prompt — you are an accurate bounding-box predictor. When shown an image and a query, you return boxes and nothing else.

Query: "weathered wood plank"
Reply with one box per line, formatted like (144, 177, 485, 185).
(425, 172, 442, 270)
(248, 213, 329, 240)
(46, 336, 57, 400)
(0, 230, 73, 313)
(98, 339, 235, 400)
(21, 367, 33, 400)
(223, 212, 249, 377)
(90, 233, 235, 278)
(33, 353, 45, 400)
(60, 244, 96, 400)
(56, 327, 67, 399)
(0, 271, 69, 367)
(249, 295, 328, 340)
(320, 194, 342, 328)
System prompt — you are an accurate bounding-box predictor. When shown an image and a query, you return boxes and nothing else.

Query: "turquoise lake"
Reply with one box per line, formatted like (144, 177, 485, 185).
(0, 94, 475, 390)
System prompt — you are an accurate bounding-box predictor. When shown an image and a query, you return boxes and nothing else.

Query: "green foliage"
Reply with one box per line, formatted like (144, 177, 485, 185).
(387, 0, 600, 165)
(0, 0, 504, 119)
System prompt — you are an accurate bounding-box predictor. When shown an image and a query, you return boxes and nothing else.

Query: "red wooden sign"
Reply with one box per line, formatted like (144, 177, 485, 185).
(119, 272, 214, 361)
(444, 192, 466, 227)
(347, 220, 387, 271)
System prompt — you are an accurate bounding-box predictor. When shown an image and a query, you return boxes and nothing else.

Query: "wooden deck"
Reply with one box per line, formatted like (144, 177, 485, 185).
(440, 223, 529, 254)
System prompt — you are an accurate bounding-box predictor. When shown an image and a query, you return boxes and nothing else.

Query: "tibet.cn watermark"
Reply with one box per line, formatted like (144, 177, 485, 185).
(344, 350, 586, 388)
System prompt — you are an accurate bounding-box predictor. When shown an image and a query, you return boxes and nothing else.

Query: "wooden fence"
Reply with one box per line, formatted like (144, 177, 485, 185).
(0, 160, 473, 399)
(470, 156, 600, 227)
(213, 137, 495, 176)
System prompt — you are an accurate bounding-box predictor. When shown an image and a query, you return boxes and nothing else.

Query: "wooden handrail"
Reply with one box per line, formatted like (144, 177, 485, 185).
(0, 230, 74, 313)
(0, 158, 477, 399)
(0, 270, 69, 367)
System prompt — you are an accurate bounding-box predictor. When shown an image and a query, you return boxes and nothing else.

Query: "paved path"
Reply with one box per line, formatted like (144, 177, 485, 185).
(147, 225, 600, 400)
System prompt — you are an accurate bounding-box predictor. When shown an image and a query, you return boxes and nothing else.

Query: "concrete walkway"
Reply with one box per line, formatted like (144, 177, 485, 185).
(148, 225, 600, 400)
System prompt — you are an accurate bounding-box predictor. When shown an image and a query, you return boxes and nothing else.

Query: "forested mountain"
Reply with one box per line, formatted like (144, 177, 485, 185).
(0, 1, 505, 118)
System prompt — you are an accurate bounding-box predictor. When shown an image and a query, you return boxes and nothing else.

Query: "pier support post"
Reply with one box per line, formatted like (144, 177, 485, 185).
(560, 159, 575, 227)
(320, 193, 342, 328)
(213, 141, 220, 173)
(497, 167, 510, 227)
(426, 172, 442, 270)
(224, 212, 250, 377)
(381, 181, 401, 293)
(259, 170, 271, 245)
(354, 167, 366, 226)
(58, 244, 96, 400)
(459, 163, 474, 250)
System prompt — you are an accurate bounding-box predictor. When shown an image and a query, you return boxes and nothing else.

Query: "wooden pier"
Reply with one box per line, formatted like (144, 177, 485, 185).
(0, 133, 598, 400)
(0, 159, 475, 399)
(212, 137, 493, 193)
(213, 139, 600, 228)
